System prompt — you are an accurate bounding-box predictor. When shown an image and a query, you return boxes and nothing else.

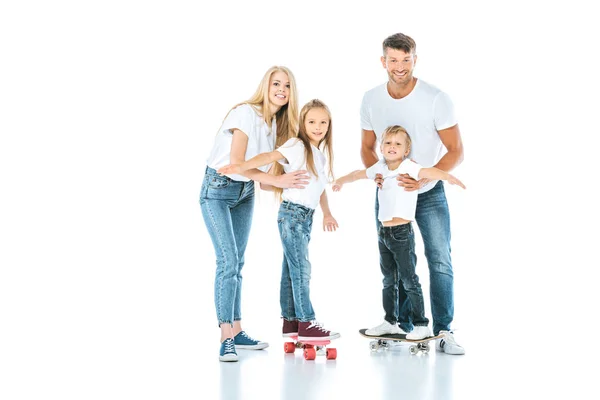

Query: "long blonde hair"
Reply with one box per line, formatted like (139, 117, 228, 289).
(273, 99, 335, 200)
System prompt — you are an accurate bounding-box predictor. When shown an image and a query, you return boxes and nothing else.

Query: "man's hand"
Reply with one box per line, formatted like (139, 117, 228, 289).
(375, 173, 384, 189)
(397, 173, 430, 192)
(323, 215, 339, 232)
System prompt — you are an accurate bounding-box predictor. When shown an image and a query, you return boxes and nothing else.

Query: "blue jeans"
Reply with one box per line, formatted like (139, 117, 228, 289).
(277, 201, 315, 322)
(378, 223, 429, 327)
(375, 181, 454, 334)
(200, 167, 254, 326)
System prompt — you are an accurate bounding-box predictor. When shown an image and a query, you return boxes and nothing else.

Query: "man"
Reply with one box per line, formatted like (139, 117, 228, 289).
(360, 33, 465, 355)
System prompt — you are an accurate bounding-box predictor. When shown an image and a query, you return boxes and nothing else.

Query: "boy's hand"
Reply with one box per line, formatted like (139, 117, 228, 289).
(332, 181, 343, 192)
(323, 215, 339, 232)
(217, 164, 242, 175)
(447, 174, 466, 189)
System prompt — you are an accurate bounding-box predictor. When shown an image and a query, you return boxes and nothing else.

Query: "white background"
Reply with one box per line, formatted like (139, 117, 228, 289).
(1, 0, 599, 399)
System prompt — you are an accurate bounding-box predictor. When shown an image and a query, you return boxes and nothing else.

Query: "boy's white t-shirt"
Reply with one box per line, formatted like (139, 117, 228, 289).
(360, 79, 457, 193)
(277, 138, 328, 210)
(366, 159, 423, 222)
(206, 103, 276, 182)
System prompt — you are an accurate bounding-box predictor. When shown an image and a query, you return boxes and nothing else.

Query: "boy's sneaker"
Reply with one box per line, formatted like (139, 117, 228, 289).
(436, 331, 465, 355)
(365, 320, 405, 336)
(298, 321, 340, 340)
(282, 319, 299, 337)
(406, 325, 432, 340)
(219, 338, 238, 362)
(233, 331, 269, 350)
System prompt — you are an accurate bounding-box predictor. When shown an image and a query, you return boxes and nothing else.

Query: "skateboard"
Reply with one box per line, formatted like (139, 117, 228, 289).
(359, 328, 444, 355)
(283, 335, 337, 360)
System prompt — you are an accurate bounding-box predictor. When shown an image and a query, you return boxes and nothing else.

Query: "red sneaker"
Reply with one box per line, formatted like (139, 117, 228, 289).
(282, 319, 299, 337)
(298, 321, 340, 341)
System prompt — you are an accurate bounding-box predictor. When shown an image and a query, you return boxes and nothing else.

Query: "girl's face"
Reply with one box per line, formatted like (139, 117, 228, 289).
(304, 107, 329, 147)
(268, 71, 291, 111)
(380, 132, 410, 163)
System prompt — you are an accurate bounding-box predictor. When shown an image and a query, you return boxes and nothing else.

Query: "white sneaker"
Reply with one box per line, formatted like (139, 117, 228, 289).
(365, 320, 405, 336)
(436, 331, 465, 355)
(406, 325, 432, 340)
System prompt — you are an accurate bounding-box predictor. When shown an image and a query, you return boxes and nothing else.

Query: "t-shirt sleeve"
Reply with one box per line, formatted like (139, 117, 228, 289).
(433, 92, 458, 131)
(276, 138, 304, 166)
(220, 104, 255, 137)
(360, 92, 373, 131)
(366, 160, 384, 180)
(400, 159, 423, 180)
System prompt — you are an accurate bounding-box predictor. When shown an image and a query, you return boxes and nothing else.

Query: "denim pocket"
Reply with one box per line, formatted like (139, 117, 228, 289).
(391, 225, 410, 242)
(207, 175, 230, 189)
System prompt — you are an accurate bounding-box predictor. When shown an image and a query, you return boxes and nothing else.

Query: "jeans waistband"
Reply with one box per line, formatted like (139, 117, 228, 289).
(281, 200, 315, 216)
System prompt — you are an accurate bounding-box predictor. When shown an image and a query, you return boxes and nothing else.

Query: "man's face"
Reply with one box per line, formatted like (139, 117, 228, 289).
(381, 48, 417, 85)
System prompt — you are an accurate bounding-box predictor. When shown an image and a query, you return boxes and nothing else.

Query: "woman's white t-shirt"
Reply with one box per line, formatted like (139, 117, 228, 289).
(277, 138, 328, 210)
(366, 159, 423, 222)
(206, 103, 276, 182)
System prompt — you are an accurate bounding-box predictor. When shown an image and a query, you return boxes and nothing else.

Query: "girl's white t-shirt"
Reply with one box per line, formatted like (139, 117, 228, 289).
(206, 103, 276, 182)
(277, 138, 328, 210)
(366, 159, 423, 222)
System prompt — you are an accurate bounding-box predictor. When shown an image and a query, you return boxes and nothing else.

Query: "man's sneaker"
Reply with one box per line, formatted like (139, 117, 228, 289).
(365, 320, 405, 336)
(282, 319, 299, 337)
(233, 331, 269, 350)
(406, 325, 432, 340)
(297, 321, 340, 340)
(436, 331, 465, 355)
(219, 338, 238, 362)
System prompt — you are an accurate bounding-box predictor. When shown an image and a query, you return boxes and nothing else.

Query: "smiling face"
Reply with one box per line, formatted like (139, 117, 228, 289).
(268, 71, 291, 112)
(381, 48, 417, 86)
(304, 107, 330, 147)
(380, 130, 411, 163)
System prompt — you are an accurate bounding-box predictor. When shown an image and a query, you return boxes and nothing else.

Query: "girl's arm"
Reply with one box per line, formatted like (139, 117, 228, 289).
(218, 130, 309, 189)
(332, 169, 368, 191)
(319, 191, 339, 232)
(418, 167, 466, 189)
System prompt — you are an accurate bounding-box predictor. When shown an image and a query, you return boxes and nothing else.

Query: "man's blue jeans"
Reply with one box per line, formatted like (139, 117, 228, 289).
(375, 181, 454, 334)
(200, 167, 254, 326)
(277, 201, 316, 322)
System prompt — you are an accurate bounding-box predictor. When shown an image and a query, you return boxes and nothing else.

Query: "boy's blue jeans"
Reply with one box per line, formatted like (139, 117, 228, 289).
(375, 181, 454, 335)
(200, 167, 254, 326)
(277, 201, 316, 322)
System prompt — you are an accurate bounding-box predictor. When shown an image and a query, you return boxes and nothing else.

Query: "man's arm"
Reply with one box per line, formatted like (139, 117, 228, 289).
(361, 129, 379, 169)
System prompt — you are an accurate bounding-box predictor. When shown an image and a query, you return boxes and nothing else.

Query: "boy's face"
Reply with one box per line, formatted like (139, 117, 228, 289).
(380, 132, 410, 163)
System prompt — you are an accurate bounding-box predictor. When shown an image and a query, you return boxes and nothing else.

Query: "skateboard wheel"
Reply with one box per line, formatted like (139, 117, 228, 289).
(409, 345, 418, 355)
(369, 341, 378, 351)
(326, 348, 337, 360)
(284, 342, 296, 353)
(304, 347, 316, 360)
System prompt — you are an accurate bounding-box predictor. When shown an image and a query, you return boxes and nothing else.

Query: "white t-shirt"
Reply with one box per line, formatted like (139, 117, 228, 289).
(366, 159, 423, 222)
(277, 138, 328, 210)
(360, 79, 457, 193)
(206, 103, 277, 182)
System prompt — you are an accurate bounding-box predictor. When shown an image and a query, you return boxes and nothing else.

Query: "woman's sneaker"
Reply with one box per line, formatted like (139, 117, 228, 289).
(406, 325, 432, 340)
(282, 319, 299, 337)
(365, 320, 405, 336)
(298, 321, 340, 340)
(219, 338, 238, 362)
(435, 331, 465, 355)
(233, 331, 269, 350)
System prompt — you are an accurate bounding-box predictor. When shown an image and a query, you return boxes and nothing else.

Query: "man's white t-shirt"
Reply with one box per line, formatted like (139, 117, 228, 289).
(207, 103, 276, 182)
(360, 79, 457, 193)
(277, 138, 328, 210)
(366, 159, 423, 222)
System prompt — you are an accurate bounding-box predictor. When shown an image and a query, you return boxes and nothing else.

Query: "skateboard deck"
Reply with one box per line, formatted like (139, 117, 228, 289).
(359, 328, 443, 354)
(284, 335, 337, 360)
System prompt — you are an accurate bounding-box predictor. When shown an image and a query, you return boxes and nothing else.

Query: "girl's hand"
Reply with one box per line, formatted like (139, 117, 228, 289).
(332, 181, 343, 192)
(275, 170, 310, 189)
(447, 174, 466, 189)
(323, 215, 339, 232)
(217, 164, 242, 175)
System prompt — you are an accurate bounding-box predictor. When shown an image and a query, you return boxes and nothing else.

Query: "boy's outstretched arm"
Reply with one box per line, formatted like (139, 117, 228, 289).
(418, 167, 466, 189)
(332, 169, 368, 191)
(319, 191, 339, 232)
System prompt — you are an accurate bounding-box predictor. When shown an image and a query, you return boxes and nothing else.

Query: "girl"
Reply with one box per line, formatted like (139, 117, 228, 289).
(332, 125, 465, 340)
(218, 99, 341, 341)
(200, 66, 310, 362)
